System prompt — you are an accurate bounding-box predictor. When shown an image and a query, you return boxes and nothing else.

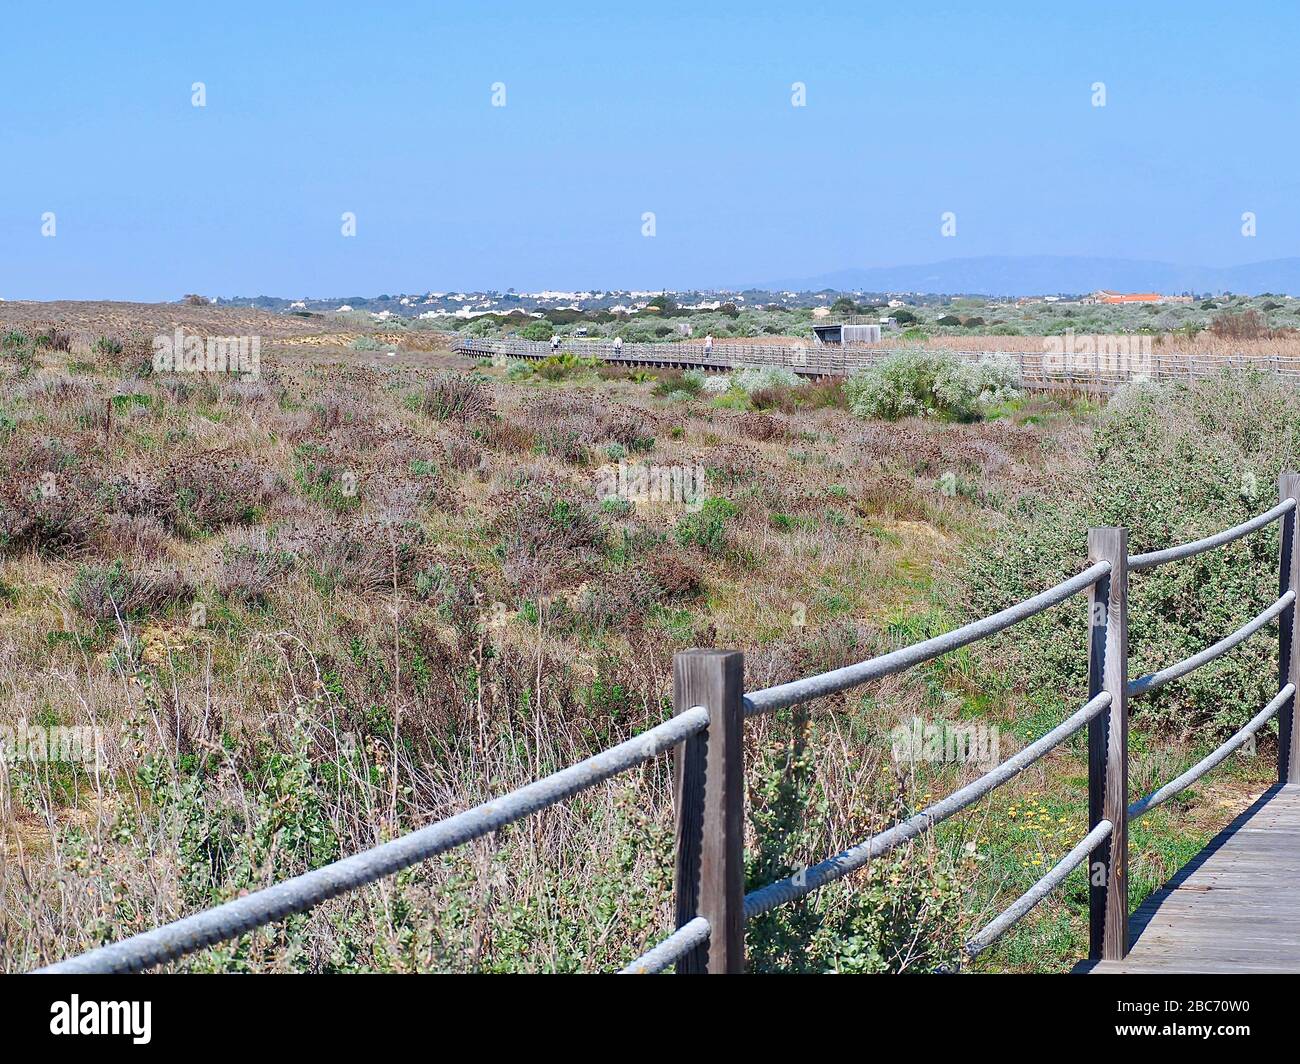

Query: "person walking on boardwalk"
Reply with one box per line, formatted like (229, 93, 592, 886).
(613, 335, 623, 357)
(550, 333, 561, 355)
(704, 333, 714, 359)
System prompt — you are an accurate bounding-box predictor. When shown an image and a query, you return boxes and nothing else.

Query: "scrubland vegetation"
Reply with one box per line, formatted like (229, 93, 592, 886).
(0, 311, 1291, 972)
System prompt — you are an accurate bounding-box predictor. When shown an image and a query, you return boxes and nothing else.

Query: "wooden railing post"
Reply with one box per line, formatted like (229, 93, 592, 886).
(672, 649, 745, 973)
(1087, 527, 1128, 960)
(1278, 474, 1300, 783)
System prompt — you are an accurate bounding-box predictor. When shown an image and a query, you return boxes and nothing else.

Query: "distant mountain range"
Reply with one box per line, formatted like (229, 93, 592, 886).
(757, 256, 1300, 297)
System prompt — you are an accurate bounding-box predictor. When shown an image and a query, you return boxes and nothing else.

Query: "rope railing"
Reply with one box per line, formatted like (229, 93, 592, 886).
(34, 483, 1300, 975)
(37, 706, 710, 974)
(619, 917, 711, 975)
(1127, 498, 1296, 572)
(744, 561, 1112, 717)
(965, 819, 1114, 957)
(742, 693, 1112, 918)
(1129, 684, 1296, 821)
(1128, 591, 1295, 699)
(726, 491, 1300, 967)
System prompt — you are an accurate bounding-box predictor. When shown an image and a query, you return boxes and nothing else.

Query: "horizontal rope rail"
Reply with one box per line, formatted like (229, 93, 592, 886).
(744, 561, 1111, 717)
(618, 917, 711, 975)
(1128, 498, 1296, 573)
(742, 692, 1112, 918)
(37, 707, 710, 975)
(965, 819, 1113, 957)
(1128, 591, 1295, 700)
(1128, 684, 1296, 821)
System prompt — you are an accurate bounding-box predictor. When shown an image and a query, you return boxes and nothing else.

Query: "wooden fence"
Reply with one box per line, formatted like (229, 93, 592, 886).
(452, 336, 1300, 393)
(641, 482, 1300, 970)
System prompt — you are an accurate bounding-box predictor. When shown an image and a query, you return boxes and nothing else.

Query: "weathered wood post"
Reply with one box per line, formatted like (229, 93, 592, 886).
(672, 649, 745, 973)
(1087, 527, 1128, 960)
(1278, 474, 1300, 783)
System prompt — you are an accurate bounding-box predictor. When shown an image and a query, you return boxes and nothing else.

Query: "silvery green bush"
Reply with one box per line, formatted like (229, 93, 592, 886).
(843, 350, 1020, 421)
(729, 366, 805, 394)
(965, 371, 1300, 739)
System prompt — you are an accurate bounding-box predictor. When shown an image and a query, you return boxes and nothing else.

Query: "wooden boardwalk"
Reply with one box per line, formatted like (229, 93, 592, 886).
(452, 336, 1300, 392)
(1080, 784, 1300, 973)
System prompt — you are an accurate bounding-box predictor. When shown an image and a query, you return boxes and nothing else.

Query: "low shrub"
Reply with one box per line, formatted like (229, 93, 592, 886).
(577, 569, 661, 630)
(484, 418, 536, 453)
(535, 353, 598, 381)
(217, 530, 295, 605)
(494, 473, 606, 594)
(32, 326, 73, 353)
(519, 396, 654, 464)
(729, 366, 804, 395)
(733, 412, 789, 442)
(750, 386, 798, 415)
(653, 370, 704, 398)
(98, 454, 275, 539)
(966, 371, 1300, 740)
(520, 321, 554, 342)
(304, 520, 425, 594)
(102, 513, 171, 560)
(536, 425, 590, 464)
(1, 330, 36, 372)
(674, 497, 739, 557)
(0, 487, 99, 556)
(417, 372, 495, 423)
(0, 440, 102, 555)
(641, 549, 702, 599)
(292, 443, 362, 512)
(798, 380, 850, 410)
(844, 350, 1020, 421)
(69, 559, 191, 623)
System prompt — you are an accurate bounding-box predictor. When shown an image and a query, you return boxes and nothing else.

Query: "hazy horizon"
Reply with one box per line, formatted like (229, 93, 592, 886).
(8, 251, 1297, 305)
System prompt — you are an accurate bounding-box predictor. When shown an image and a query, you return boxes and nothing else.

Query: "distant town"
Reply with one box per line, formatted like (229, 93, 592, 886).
(218, 287, 1209, 322)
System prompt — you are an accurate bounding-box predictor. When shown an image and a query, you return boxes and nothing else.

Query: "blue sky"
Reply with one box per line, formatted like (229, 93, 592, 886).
(2, 0, 1296, 299)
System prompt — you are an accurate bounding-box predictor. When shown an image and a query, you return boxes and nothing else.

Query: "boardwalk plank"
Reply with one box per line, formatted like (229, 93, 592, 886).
(1082, 784, 1300, 973)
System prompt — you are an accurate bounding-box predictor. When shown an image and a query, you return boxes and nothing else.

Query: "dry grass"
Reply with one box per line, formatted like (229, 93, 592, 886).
(0, 307, 1273, 974)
